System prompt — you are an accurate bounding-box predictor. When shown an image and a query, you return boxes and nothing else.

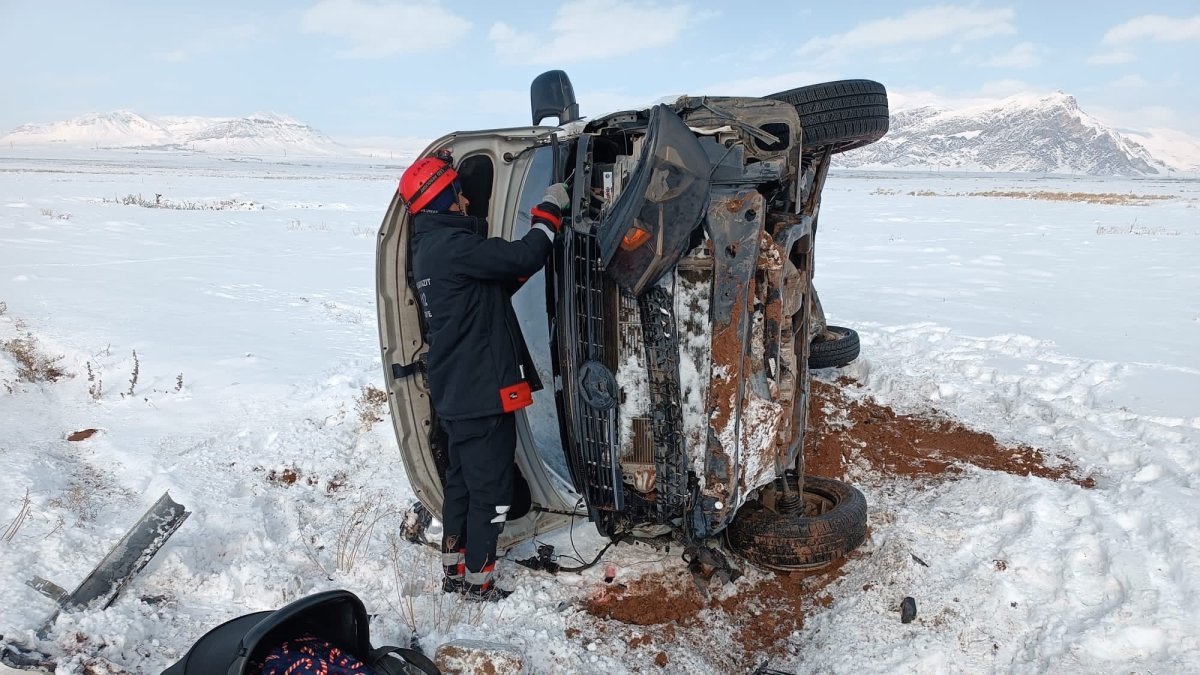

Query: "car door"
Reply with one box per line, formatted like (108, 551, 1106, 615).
(376, 128, 578, 550)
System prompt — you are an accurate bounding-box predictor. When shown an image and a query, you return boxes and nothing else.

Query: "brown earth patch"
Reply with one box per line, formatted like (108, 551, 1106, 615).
(584, 571, 704, 625)
(67, 428, 99, 442)
(265, 467, 300, 485)
(582, 557, 853, 669)
(804, 378, 1094, 488)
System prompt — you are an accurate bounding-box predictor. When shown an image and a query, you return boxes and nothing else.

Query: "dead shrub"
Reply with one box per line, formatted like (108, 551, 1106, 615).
(356, 384, 389, 427)
(3, 334, 68, 383)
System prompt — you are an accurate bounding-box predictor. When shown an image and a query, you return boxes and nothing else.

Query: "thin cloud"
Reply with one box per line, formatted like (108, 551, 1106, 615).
(155, 24, 263, 62)
(1102, 14, 1200, 45)
(489, 0, 699, 65)
(983, 42, 1042, 69)
(301, 0, 471, 59)
(977, 79, 1029, 98)
(797, 5, 1016, 57)
(1086, 50, 1135, 65)
(1109, 74, 1147, 88)
(703, 70, 836, 98)
(1089, 103, 1183, 132)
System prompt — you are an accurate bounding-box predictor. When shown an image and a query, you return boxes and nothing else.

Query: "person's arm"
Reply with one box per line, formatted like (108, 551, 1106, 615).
(459, 225, 554, 281)
(460, 184, 568, 282)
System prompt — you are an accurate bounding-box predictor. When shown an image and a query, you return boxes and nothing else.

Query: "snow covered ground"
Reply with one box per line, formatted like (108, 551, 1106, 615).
(1, 151, 1197, 673)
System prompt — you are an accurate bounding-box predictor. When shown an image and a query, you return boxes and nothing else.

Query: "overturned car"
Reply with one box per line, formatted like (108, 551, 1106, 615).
(377, 72, 888, 570)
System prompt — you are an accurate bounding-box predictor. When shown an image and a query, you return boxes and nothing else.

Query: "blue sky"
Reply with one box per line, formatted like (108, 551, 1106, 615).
(2, 1, 1198, 141)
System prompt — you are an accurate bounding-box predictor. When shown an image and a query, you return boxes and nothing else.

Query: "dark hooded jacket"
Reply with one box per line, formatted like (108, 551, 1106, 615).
(410, 211, 553, 420)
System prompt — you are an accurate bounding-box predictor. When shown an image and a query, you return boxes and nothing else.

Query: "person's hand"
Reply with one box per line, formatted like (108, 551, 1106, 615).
(542, 183, 569, 210)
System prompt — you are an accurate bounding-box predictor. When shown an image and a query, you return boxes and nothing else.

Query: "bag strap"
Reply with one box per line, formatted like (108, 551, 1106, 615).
(369, 645, 441, 675)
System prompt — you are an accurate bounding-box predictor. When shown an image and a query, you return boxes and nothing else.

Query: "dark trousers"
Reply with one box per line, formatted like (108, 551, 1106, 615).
(439, 413, 515, 579)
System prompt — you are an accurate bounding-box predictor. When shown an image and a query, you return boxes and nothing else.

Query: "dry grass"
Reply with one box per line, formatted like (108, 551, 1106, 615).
(387, 533, 493, 638)
(106, 193, 262, 211)
(40, 208, 72, 220)
(3, 488, 32, 542)
(966, 190, 1175, 205)
(299, 492, 400, 578)
(355, 384, 389, 427)
(2, 333, 69, 384)
(882, 189, 1178, 205)
(86, 361, 103, 399)
(48, 483, 100, 524)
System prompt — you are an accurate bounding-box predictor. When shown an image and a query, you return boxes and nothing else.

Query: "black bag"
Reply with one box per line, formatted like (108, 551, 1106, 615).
(161, 589, 438, 675)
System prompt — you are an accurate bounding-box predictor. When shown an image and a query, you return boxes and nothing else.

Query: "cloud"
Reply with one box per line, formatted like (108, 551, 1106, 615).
(1089, 103, 1185, 133)
(976, 79, 1029, 98)
(797, 5, 1015, 57)
(155, 24, 262, 62)
(702, 70, 836, 98)
(301, 0, 471, 59)
(489, 0, 700, 65)
(982, 42, 1042, 68)
(1102, 14, 1200, 45)
(1108, 74, 1147, 88)
(1085, 50, 1135, 65)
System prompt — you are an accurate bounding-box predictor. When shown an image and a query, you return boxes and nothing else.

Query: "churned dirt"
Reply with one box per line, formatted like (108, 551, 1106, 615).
(572, 374, 1094, 669)
(581, 556, 856, 669)
(804, 377, 1095, 488)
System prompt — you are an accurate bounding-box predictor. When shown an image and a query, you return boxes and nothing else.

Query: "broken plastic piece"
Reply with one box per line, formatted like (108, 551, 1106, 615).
(619, 227, 651, 251)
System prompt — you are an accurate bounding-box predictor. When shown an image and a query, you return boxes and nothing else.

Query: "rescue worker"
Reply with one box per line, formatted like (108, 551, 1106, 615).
(398, 151, 568, 602)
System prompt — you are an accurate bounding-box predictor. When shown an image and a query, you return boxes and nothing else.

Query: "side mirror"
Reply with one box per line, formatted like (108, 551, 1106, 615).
(530, 70, 580, 126)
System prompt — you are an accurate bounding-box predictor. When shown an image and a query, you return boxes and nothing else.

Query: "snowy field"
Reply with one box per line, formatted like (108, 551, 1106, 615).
(1, 150, 1198, 673)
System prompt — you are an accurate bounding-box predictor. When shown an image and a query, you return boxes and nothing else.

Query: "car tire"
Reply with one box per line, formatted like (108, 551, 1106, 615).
(767, 80, 889, 153)
(726, 474, 867, 571)
(809, 325, 860, 369)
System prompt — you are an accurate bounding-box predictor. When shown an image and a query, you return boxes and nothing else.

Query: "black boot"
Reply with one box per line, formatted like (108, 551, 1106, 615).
(441, 576, 467, 594)
(464, 582, 512, 602)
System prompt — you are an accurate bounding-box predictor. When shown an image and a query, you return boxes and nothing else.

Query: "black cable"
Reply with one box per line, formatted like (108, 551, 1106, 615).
(567, 497, 588, 565)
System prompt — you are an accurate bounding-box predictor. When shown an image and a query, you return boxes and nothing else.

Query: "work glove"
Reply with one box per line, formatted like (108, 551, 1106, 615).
(542, 182, 570, 210)
(531, 182, 569, 233)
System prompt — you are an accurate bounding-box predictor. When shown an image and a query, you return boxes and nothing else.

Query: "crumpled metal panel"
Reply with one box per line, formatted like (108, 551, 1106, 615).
(597, 104, 711, 295)
(697, 187, 769, 535)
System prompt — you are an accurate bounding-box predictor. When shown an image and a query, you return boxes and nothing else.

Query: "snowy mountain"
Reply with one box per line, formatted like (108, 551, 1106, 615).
(1, 110, 348, 156)
(837, 92, 1183, 176)
(1118, 127, 1200, 173)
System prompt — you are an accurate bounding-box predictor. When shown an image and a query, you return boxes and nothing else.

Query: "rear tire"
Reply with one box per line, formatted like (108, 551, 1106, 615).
(726, 474, 867, 571)
(809, 325, 860, 369)
(768, 80, 890, 153)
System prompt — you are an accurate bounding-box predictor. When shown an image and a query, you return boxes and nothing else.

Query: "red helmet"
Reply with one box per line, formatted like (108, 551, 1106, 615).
(398, 155, 458, 213)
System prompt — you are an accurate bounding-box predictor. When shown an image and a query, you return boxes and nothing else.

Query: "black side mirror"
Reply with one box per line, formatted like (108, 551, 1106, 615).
(530, 70, 580, 126)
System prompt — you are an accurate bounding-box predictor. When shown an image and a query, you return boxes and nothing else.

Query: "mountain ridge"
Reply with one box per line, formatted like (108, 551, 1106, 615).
(836, 91, 1197, 176)
(4, 94, 1199, 174)
(1, 110, 345, 156)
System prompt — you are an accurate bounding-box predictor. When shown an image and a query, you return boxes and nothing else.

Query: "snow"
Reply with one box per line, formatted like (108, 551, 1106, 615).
(2, 151, 1199, 673)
